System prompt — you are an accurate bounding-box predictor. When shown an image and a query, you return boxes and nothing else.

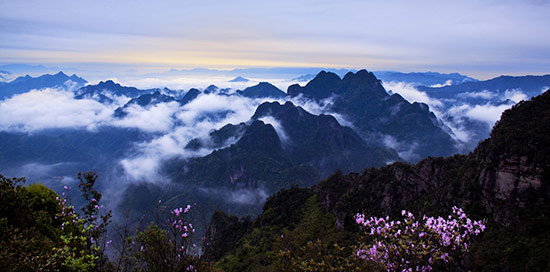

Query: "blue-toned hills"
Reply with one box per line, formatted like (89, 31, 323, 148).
(374, 71, 477, 86)
(0, 71, 87, 99)
(229, 76, 249, 82)
(236, 82, 286, 99)
(419, 74, 550, 99)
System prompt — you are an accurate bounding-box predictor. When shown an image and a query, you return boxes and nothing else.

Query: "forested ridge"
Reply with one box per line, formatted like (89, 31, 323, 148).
(1, 91, 549, 271)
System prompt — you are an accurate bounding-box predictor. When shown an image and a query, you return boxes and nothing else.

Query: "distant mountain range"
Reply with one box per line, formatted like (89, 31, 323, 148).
(0, 64, 57, 75)
(374, 71, 478, 86)
(0, 71, 87, 99)
(154, 67, 354, 79)
(74, 80, 144, 103)
(0, 70, 10, 82)
(293, 71, 477, 87)
(114, 91, 177, 118)
(419, 74, 550, 100)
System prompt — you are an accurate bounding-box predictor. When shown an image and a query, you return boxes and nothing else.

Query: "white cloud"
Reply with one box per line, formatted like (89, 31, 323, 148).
(0, 88, 116, 132)
(119, 156, 167, 182)
(111, 101, 181, 133)
(457, 90, 496, 100)
(0, 86, 283, 184)
(120, 75, 254, 91)
(430, 79, 453, 88)
(503, 89, 527, 103)
(118, 74, 298, 96)
(382, 135, 420, 162)
(382, 81, 444, 108)
(199, 187, 269, 206)
(275, 94, 357, 128)
(228, 187, 269, 205)
(117, 93, 276, 183)
(258, 115, 289, 143)
(444, 121, 472, 144)
(448, 102, 513, 126)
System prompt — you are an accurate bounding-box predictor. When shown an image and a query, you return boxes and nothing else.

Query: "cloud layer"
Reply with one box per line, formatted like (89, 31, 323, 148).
(0, 88, 116, 132)
(381, 80, 527, 150)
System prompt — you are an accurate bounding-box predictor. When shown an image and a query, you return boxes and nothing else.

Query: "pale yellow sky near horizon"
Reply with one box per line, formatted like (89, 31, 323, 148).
(1, 0, 549, 80)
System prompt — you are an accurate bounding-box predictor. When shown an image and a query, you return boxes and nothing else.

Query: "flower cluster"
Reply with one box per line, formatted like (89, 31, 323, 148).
(129, 201, 200, 271)
(354, 207, 486, 272)
(169, 205, 196, 258)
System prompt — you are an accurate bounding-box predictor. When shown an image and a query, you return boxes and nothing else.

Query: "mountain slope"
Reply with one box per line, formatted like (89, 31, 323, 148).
(159, 119, 319, 215)
(288, 70, 457, 161)
(251, 101, 398, 175)
(0, 71, 87, 99)
(75, 80, 143, 103)
(236, 82, 286, 99)
(0, 127, 150, 190)
(210, 90, 550, 271)
(229, 76, 249, 82)
(373, 71, 477, 86)
(114, 91, 176, 118)
(419, 74, 550, 99)
(178, 88, 201, 105)
(143, 101, 399, 217)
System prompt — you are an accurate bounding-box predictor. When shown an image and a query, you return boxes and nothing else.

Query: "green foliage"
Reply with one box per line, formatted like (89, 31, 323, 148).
(0, 172, 117, 271)
(215, 193, 348, 271)
(126, 205, 218, 272)
(134, 223, 173, 271)
(203, 211, 252, 261)
(0, 175, 64, 271)
(53, 220, 98, 272)
(279, 239, 380, 272)
(0, 173, 221, 271)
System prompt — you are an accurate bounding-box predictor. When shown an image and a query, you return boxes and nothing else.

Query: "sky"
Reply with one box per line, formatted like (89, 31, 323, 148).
(1, 0, 549, 79)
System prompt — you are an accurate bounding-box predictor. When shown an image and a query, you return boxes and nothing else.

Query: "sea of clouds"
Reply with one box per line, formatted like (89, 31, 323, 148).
(0, 74, 537, 209)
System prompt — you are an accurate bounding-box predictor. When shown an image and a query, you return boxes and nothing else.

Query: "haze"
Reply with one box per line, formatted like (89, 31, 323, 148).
(1, 0, 549, 79)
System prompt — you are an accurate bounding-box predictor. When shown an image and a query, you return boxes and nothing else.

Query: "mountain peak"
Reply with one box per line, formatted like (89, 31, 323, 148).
(251, 101, 306, 121)
(204, 84, 219, 94)
(287, 70, 342, 99)
(315, 70, 341, 81)
(0, 72, 88, 99)
(178, 88, 201, 105)
(237, 82, 285, 99)
(229, 76, 249, 82)
(342, 69, 380, 85)
(95, 80, 122, 89)
(235, 120, 284, 154)
(54, 71, 67, 77)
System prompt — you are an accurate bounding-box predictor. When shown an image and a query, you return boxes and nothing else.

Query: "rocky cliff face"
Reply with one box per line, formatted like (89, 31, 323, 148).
(315, 91, 550, 229)
(206, 90, 550, 271)
(203, 211, 251, 261)
(472, 90, 550, 223)
(288, 69, 458, 162)
(308, 90, 550, 270)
